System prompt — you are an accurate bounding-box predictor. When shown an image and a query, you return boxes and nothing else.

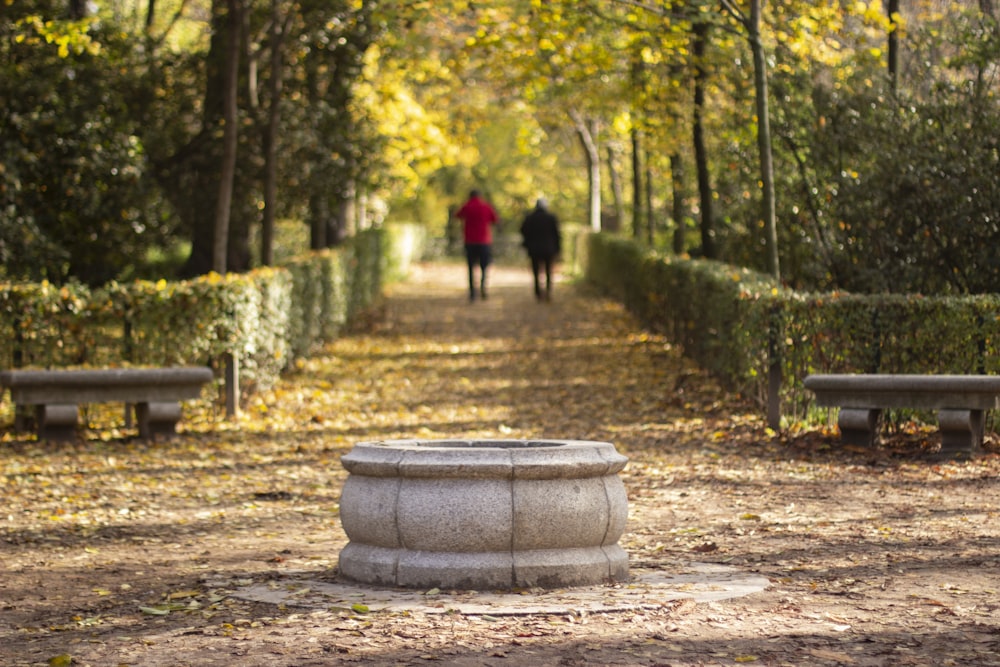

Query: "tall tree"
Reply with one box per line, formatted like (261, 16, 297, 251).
(721, 0, 779, 280)
(631, 126, 645, 239)
(630, 52, 647, 240)
(670, 152, 687, 253)
(299, 1, 378, 250)
(606, 143, 626, 231)
(174, 0, 239, 277)
(259, 0, 291, 266)
(571, 110, 603, 231)
(691, 16, 716, 259)
(213, 0, 242, 274)
(886, 0, 900, 93)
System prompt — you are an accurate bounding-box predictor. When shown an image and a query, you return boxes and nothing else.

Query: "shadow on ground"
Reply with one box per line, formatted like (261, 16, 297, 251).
(2, 262, 1000, 666)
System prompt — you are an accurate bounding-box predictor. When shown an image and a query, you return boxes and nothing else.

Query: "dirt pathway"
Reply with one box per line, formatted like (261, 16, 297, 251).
(2, 261, 1000, 666)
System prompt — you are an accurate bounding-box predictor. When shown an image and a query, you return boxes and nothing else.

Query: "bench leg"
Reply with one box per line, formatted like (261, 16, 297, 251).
(135, 401, 182, 440)
(37, 404, 79, 442)
(838, 408, 881, 447)
(937, 409, 984, 459)
(14, 404, 32, 432)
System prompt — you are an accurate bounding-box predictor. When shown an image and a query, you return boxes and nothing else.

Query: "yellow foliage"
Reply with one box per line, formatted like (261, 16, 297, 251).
(355, 46, 463, 201)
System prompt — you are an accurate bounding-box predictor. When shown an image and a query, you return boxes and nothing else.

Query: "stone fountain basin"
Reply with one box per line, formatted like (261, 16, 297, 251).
(337, 439, 629, 590)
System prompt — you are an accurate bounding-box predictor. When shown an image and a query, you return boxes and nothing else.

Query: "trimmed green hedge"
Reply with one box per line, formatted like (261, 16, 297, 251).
(0, 224, 426, 401)
(583, 233, 1000, 426)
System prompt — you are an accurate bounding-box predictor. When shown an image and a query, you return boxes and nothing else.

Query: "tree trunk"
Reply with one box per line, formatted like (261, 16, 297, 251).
(326, 217, 342, 247)
(629, 53, 647, 240)
(692, 20, 715, 259)
(631, 127, 644, 239)
(886, 0, 900, 93)
(644, 155, 655, 245)
(670, 152, 686, 254)
(309, 193, 328, 250)
(357, 188, 369, 230)
(212, 0, 242, 274)
(260, 1, 286, 267)
(606, 144, 625, 232)
(749, 0, 780, 281)
(571, 110, 602, 232)
(342, 179, 358, 237)
(68, 0, 88, 19)
(176, 0, 231, 278)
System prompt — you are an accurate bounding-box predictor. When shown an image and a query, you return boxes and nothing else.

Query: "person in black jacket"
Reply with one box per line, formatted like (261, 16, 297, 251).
(519, 198, 562, 301)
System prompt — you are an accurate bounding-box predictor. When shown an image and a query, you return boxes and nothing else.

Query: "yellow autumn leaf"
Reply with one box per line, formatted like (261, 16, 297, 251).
(140, 606, 170, 615)
(167, 589, 202, 600)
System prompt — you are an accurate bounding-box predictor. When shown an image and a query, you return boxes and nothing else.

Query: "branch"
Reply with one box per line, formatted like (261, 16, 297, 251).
(607, 0, 669, 18)
(152, 0, 195, 51)
(719, 0, 749, 28)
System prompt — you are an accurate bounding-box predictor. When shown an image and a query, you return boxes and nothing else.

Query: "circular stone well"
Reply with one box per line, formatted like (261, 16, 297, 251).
(337, 439, 629, 590)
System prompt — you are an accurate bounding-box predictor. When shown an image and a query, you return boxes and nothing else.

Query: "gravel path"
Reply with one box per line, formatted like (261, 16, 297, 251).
(3, 260, 1000, 666)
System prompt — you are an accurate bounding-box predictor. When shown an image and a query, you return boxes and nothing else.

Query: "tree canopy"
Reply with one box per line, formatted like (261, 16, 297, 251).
(4, 0, 1000, 294)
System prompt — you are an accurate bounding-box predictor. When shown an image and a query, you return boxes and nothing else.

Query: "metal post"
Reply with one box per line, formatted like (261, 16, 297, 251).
(767, 307, 781, 430)
(225, 352, 239, 419)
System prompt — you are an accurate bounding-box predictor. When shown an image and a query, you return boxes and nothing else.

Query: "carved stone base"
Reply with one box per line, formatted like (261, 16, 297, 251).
(837, 408, 881, 447)
(37, 404, 79, 442)
(135, 401, 183, 439)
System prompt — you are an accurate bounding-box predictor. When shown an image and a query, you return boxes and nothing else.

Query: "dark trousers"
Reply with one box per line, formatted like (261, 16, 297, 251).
(465, 243, 492, 299)
(531, 254, 554, 300)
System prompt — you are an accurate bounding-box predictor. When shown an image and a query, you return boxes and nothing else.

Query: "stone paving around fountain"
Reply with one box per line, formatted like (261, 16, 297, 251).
(231, 563, 769, 616)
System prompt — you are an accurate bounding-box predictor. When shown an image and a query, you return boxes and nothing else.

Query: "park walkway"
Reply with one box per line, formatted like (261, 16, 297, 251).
(334, 259, 717, 447)
(4, 261, 1000, 666)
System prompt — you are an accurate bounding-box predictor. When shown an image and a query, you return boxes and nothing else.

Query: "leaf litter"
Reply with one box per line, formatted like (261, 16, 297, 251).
(2, 262, 1000, 666)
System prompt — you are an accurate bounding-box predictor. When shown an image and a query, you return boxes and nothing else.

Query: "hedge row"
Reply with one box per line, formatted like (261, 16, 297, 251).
(583, 233, 1000, 426)
(0, 224, 426, 400)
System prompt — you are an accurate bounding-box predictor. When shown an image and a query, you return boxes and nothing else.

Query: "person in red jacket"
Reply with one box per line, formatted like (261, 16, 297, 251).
(455, 189, 499, 301)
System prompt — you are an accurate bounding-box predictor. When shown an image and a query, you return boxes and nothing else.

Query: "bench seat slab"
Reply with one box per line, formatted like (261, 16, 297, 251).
(0, 367, 213, 405)
(805, 374, 1000, 410)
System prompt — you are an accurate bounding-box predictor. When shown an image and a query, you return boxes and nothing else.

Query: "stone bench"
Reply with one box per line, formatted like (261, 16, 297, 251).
(0, 367, 214, 442)
(803, 374, 1000, 458)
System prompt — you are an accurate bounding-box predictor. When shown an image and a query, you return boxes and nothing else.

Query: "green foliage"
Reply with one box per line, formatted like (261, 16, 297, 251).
(283, 250, 351, 360)
(588, 233, 779, 392)
(346, 229, 386, 321)
(7, 0, 1000, 295)
(1, 0, 391, 282)
(558, 223, 592, 277)
(585, 233, 1000, 424)
(0, 281, 101, 369)
(0, 6, 167, 285)
(818, 86, 1000, 294)
(717, 7, 1000, 295)
(106, 268, 293, 392)
(0, 228, 403, 399)
(383, 224, 430, 284)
